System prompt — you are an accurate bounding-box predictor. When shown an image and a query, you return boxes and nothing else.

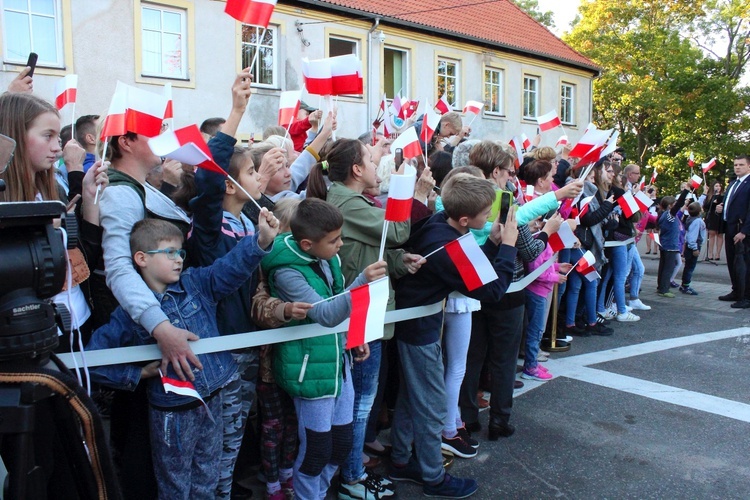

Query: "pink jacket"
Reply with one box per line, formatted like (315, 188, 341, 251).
(526, 243, 561, 298)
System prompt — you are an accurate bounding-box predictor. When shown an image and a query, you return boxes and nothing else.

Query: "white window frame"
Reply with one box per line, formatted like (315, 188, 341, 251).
(2, 0, 64, 67)
(560, 83, 576, 125)
(241, 24, 278, 88)
(383, 45, 410, 100)
(437, 57, 460, 108)
(484, 67, 504, 116)
(523, 75, 540, 120)
(328, 35, 360, 58)
(140, 2, 188, 80)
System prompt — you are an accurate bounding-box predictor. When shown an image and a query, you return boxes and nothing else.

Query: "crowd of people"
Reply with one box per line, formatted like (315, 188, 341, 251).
(0, 66, 745, 500)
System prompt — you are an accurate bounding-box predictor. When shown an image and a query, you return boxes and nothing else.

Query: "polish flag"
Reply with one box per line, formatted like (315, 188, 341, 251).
(583, 122, 597, 135)
(580, 265, 600, 282)
(521, 133, 532, 150)
(575, 195, 594, 223)
(702, 157, 716, 174)
(617, 191, 640, 218)
(435, 93, 452, 114)
(389, 93, 402, 118)
(444, 233, 498, 291)
(54, 74, 77, 110)
(556, 135, 569, 148)
(346, 277, 390, 349)
(278, 90, 301, 127)
(548, 221, 577, 252)
(301, 58, 332, 95)
(149, 124, 225, 175)
(403, 100, 419, 119)
(160, 371, 215, 421)
(689, 174, 703, 190)
(598, 130, 620, 160)
(569, 128, 612, 159)
(688, 152, 695, 167)
(420, 102, 441, 145)
(398, 97, 410, 119)
(650, 167, 658, 185)
(329, 54, 363, 95)
(650, 232, 661, 247)
(637, 175, 646, 191)
(384, 168, 416, 222)
(391, 127, 422, 160)
(509, 136, 524, 167)
(162, 83, 173, 131)
(576, 250, 596, 272)
(634, 190, 653, 212)
(536, 110, 562, 132)
(462, 100, 484, 115)
(524, 184, 535, 202)
(225, 0, 277, 28)
(100, 81, 169, 139)
(379, 94, 393, 138)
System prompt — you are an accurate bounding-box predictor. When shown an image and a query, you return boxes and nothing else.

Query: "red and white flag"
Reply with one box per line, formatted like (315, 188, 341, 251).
(583, 122, 597, 135)
(689, 174, 703, 190)
(509, 136, 525, 168)
(575, 195, 594, 223)
(435, 93, 452, 114)
(389, 93, 402, 118)
(160, 370, 216, 422)
(569, 128, 611, 159)
(536, 110, 562, 132)
(162, 83, 173, 131)
(637, 175, 646, 191)
(524, 184, 535, 202)
(617, 191, 640, 218)
(278, 90, 301, 127)
(521, 133, 532, 150)
(378, 94, 392, 138)
(444, 233, 498, 291)
(688, 152, 695, 167)
(391, 127, 422, 160)
(54, 74, 77, 111)
(403, 100, 419, 119)
(346, 277, 389, 349)
(576, 250, 596, 272)
(462, 100, 483, 115)
(148, 124, 224, 175)
(580, 265, 600, 282)
(598, 130, 620, 160)
(650, 167, 658, 185)
(225, 0, 277, 28)
(384, 168, 416, 222)
(634, 190, 653, 211)
(398, 97, 410, 119)
(650, 232, 661, 247)
(702, 157, 716, 174)
(556, 135, 569, 148)
(420, 102, 441, 145)
(302, 55, 363, 96)
(548, 221, 577, 252)
(100, 81, 169, 139)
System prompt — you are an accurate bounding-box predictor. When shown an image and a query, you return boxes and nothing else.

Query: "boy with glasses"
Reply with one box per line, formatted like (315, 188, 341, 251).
(87, 214, 278, 498)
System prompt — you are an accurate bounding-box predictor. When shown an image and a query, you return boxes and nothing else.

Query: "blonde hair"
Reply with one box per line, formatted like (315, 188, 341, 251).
(272, 197, 301, 232)
(441, 173, 495, 219)
(440, 112, 462, 132)
(529, 146, 556, 162)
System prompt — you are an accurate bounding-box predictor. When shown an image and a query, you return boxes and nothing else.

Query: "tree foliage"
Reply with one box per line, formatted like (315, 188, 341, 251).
(513, 0, 556, 29)
(564, 0, 750, 193)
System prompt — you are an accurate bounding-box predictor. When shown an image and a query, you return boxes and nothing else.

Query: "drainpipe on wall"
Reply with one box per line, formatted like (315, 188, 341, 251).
(367, 17, 381, 133)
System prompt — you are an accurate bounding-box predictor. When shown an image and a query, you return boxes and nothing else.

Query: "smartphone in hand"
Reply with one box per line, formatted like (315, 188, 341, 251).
(394, 148, 403, 171)
(26, 52, 38, 77)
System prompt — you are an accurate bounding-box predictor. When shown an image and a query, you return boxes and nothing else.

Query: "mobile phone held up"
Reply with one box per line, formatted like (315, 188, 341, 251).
(394, 148, 403, 171)
(26, 52, 38, 77)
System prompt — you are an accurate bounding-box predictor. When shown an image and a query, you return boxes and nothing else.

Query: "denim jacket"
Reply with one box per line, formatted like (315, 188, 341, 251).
(87, 232, 271, 408)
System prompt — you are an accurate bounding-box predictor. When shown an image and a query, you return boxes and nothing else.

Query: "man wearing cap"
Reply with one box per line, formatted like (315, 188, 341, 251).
(289, 101, 323, 152)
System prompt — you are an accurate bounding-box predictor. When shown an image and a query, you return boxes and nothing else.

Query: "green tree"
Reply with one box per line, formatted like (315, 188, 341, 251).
(564, 0, 750, 193)
(513, 0, 556, 29)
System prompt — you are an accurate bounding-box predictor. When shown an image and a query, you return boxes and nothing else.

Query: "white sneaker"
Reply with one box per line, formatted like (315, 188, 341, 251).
(616, 312, 641, 322)
(628, 299, 652, 311)
(625, 305, 633, 312)
(599, 310, 616, 320)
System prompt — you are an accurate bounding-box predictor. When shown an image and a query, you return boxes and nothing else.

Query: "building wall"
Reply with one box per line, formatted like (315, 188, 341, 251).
(0, 0, 594, 145)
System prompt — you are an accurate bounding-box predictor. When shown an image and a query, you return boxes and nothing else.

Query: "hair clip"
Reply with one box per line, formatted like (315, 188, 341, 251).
(321, 160, 329, 171)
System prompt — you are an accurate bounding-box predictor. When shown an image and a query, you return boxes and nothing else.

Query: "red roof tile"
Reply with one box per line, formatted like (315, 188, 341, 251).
(300, 0, 598, 72)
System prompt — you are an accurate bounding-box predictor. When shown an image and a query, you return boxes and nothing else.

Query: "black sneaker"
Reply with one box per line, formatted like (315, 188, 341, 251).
(390, 460, 423, 485)
(586, 323, 614, 336)
(566, 324, 590, 337)
(339, 470, 396, 499)
(457, 426, 479, 449)
(423, 474, 478, 499)
(441, 434, 477, 458)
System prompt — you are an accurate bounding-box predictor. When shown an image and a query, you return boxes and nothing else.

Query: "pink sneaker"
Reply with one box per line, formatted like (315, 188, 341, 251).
(536, 364, 550, 374)
(265, 489, 285, 500)
(281, 477, 294, 499)
(521, 366, 553, 381)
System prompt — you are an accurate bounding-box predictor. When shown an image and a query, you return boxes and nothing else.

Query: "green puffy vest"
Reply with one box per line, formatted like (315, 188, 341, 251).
(262, 233, 346, 399)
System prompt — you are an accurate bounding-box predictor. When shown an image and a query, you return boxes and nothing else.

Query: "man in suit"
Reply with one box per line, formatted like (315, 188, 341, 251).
(716, 155, 750, 308)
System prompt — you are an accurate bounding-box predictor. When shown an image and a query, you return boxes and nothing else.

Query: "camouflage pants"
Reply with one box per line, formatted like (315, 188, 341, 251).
(216, 349, 260, 498)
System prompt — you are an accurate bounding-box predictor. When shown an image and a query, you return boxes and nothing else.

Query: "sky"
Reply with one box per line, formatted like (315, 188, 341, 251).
(536, 0, 583, 37)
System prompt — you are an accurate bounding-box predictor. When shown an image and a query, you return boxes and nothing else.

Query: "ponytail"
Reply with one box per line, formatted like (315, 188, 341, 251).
(306, 162, 329, 200)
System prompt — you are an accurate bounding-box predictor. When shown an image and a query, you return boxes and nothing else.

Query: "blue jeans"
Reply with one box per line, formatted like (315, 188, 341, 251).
(392, 340, 446, 485)
(341, 340, 381, 483)
(566, 270, 599, 326)
(682, 248, 699, 286)
(598, 245, 628, 314)
(524, 291, 548, 369)
(628, 244, 644, 299)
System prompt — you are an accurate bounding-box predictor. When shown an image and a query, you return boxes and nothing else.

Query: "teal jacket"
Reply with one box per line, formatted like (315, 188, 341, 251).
(262, 233, 347, 399)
